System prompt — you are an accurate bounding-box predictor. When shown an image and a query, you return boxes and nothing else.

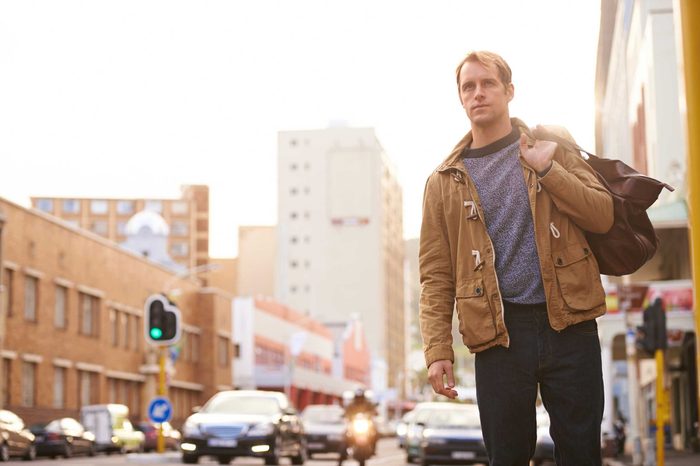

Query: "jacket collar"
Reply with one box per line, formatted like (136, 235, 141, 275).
(436, 117, 535, 173)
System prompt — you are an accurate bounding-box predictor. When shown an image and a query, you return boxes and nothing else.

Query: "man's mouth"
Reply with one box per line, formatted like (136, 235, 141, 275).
(471, 104, 488, 111)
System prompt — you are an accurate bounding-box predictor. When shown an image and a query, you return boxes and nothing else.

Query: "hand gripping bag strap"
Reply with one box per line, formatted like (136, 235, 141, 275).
(532, 127, 674, 276)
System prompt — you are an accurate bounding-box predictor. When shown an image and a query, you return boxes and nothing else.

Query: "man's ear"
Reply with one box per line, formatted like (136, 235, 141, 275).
(507, 83, 515, 102)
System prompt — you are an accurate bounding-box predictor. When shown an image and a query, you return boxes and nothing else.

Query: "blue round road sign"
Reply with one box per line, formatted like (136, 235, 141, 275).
(148, 396, 173, 423)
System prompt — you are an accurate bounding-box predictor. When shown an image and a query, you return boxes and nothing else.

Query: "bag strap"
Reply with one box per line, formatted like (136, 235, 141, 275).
(531, 126, 597, 160)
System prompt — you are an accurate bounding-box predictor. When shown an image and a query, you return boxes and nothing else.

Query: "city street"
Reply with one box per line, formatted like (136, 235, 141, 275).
(2, 439, 413, 466)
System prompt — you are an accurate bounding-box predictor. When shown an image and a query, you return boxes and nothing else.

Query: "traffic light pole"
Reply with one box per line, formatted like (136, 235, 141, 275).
(157, 347, 166, 454)
(655, 349, 666, 466)
(676, 0, 700, 446)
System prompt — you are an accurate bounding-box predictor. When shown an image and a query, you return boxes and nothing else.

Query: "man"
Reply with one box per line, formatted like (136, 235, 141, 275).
(419, 50, 613, 466)
(343, 389, 378, 456)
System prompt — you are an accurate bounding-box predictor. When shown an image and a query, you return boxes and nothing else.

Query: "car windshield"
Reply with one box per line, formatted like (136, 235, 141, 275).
(302, 407, 344, 424)
(427, 408, 480, 429)
(204, 395, 281, 415)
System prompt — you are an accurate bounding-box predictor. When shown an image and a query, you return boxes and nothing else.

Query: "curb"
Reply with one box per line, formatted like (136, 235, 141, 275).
(126, 452, 181, 463)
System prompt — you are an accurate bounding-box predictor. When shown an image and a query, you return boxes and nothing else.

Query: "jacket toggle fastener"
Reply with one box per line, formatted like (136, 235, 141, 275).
(472, 250, 485, 271)
(452, 171, 465, 184)
(464, 200, 478, 220)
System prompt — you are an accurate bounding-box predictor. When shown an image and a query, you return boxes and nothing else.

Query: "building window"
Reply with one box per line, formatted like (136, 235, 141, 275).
(171, 243, 189, 257)
(290, 187, 298, 195)
(145, 200, 162, 213)
(90, 220, 108, 236)
(133, 316, 141, 352)
(116, 221, 128, 236)
(290, 212, 298, 220)
(110, 309, 118, 346)
(303, 211, 310, 219)
(2, 359, 11, 406)
(191, 334, 199, 363)
(2, 269, 13, 317)
(79, 371, 93, 406)
(171, 221, 189, 237)
(303, 186, 310, 194)
(116, 200, 134, 215)
(90, 200, 108, 215)
(21, 362, 35, 407)
(290, 260, 298, 268)
(303, 236, 310, 244)
(218, 337, 229, 368)
(62, 199, 80, 214)
(171, 201, 189, 215)
(23, 275, 38, 322)
(53, 366, 66, 408)
(35, 199, 53, 213)
(122, 313, 129, 349)
(233, 343, 241, 359)
(54, 285, 67, 329)
(290, 236, 298, 244)
(80, 293, 99, 337)
(290, 285, 298, 293)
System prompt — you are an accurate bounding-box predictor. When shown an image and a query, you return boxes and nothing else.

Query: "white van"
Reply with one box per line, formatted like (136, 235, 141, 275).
(80, 404, 144, 453)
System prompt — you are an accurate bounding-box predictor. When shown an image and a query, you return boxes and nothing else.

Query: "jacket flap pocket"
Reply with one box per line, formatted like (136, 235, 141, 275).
(456, 278, 485, 298)
(553, 244, 592, 268)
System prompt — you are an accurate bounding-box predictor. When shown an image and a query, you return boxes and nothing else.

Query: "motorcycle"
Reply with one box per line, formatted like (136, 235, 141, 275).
(342, 413, 376, 466)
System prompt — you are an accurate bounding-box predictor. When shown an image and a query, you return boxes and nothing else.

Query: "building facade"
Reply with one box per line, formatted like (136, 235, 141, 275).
(276, 127, 405, 396)
(30, 184, 210, 272)
(0, 197, 232, 427)
(232, 297, 367, 410)
(596, 0, 696, 452)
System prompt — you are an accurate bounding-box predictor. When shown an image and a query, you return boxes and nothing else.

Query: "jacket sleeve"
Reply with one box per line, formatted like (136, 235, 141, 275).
(419, 173, 456, 368)
(537, 126, 614, 234)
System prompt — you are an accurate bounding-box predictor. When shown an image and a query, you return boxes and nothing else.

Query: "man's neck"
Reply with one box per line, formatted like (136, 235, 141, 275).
(470, 118, 513, 149)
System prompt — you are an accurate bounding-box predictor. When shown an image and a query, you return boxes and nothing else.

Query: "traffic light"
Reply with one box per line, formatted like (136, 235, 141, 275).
(636, 297, 667, 356)
(144, 294, 182, 346)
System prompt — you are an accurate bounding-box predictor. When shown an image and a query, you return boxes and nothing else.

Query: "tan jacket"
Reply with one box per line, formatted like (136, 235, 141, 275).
(419, 119, 614, 367)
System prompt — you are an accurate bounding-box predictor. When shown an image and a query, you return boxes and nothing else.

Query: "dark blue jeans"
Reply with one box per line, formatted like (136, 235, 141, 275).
(474, 302, 603, 466)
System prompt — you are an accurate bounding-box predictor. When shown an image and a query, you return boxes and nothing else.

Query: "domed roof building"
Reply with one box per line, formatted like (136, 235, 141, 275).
(121, 209, 185, 273)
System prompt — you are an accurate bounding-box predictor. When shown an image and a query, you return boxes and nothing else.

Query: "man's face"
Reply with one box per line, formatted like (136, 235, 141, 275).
(458, 60, 514, 128)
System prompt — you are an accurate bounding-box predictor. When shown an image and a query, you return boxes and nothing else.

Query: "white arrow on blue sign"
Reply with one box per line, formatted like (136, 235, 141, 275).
(148, 396, 173, 424)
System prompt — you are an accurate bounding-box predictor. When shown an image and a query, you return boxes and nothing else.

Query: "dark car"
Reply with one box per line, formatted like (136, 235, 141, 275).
(135, 421, 181, 452)
(30, 417, 96, 458)
(0, 409, 36, 461)
(410, 403, 488, 466)
(180, 389, 307, 465)
(300, 404, 346, 459)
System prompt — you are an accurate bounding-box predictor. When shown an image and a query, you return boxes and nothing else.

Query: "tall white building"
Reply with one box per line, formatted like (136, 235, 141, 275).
(276, 126, 405, 394)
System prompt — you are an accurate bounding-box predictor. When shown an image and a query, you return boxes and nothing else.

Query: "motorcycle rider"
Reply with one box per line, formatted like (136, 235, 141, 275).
(344, 389, 378, 457)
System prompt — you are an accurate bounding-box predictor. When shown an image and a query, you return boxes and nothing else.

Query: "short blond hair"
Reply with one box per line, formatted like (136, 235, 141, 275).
(455, 51, 512, 90)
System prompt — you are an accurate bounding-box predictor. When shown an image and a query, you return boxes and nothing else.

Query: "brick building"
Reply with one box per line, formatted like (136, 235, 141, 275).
(30, 184, 210, 272)
(0, 197, 232, 427)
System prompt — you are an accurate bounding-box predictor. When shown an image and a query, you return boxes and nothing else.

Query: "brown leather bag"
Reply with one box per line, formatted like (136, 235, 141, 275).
(533, 127, 674, 276)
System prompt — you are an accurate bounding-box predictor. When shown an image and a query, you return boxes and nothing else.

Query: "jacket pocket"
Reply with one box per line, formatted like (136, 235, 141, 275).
(552, 244, 606, 311)
(455, 278, 497, 346)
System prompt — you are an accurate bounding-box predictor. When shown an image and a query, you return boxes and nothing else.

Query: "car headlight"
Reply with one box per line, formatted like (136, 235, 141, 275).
(247, 423, 275, 436)
(183, 421, 202, 437)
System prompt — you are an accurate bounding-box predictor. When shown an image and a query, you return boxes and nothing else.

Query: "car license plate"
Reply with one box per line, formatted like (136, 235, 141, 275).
(452, 451, 476, 459)
(307, 442, 325, 449)
(208, 438, 238, 448)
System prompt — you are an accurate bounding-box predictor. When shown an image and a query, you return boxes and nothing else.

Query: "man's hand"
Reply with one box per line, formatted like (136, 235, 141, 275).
(519, 129, 557, 175)
(427, 360, 458, 399)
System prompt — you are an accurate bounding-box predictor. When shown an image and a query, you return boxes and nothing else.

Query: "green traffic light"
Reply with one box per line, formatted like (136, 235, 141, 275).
(150, 327, 163, 339)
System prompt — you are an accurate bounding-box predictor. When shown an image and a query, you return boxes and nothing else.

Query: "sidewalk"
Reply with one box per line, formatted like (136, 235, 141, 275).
(603, 449, 700, 466)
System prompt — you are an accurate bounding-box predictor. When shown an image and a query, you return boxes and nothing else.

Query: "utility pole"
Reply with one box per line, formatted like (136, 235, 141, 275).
(675, 0, 700, 443)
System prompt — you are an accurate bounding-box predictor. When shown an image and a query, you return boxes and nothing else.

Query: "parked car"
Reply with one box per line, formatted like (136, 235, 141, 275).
(397, 410, 416, 449)
(181, 389, 307, 465)
(412, 403, 488, 466)
(403, 402, 449, 462)
(30, 417, 96, 458)
(135, 421, 181, 452)
(80, 404, 144, 453)
(0, 409, 36, 461)
(300, 404, 346, 459)
(532, 408, 555, 466)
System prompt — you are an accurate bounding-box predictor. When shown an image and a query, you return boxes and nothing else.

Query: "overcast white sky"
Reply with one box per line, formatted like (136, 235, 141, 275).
(0, 0, 601, 257)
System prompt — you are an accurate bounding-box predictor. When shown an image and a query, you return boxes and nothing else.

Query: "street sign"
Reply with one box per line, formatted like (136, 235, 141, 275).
(147, 396, 173, 424)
